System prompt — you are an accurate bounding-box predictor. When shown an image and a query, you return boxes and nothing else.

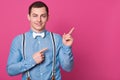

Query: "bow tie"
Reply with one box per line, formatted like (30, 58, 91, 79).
(33, 32, 45, 38)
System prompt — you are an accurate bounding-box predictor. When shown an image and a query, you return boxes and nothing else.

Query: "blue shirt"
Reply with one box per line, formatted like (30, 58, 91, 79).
(7, 30, 74, 80)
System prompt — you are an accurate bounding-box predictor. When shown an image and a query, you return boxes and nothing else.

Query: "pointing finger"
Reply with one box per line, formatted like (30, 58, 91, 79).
(68, 27, 75, 35)
(40, 48, 48, 53)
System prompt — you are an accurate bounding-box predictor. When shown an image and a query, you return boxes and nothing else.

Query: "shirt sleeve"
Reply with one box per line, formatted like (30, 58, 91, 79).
(56, 34, 74, 72)
(6, 35, 36, 76)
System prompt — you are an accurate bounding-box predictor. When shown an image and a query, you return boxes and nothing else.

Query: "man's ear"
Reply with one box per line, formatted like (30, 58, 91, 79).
(27, 14, 30, 21)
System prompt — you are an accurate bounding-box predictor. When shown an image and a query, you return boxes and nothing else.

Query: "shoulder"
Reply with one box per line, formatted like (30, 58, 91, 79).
(50, 32, 63, 45)
(51, 32, 62, 40)
(12, 31, 29, 42)
(13, 34, 23, 41)
(11, 33, 24, 45)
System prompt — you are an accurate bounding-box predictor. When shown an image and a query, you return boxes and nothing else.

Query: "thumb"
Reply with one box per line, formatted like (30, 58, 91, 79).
(39, 48, 48, 53)
(62, 33, 66, 38)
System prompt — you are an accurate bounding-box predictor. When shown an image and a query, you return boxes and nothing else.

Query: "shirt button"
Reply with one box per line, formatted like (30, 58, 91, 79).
(40, 73, 43, 75)
(38, 41, 40, 44)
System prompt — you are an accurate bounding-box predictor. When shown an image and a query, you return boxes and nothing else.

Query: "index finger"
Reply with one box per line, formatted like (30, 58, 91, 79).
(68, 27, 75, 35)
(40, 48, 48, 53)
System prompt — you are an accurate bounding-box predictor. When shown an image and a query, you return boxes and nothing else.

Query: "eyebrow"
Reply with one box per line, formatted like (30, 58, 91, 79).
(31, 13, 47, 15)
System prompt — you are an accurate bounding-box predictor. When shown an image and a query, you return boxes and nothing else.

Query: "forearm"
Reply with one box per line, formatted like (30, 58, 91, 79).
(59, 45, 74, 72)
(7, 56, 36, 76)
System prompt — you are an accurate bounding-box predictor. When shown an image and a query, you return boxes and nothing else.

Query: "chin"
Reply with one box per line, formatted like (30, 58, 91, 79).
(37, 28, 44, 31)
(36, 26, 42, 29)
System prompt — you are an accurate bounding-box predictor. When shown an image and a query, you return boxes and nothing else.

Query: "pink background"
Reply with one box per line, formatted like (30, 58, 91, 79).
(0, 0, 120, 80)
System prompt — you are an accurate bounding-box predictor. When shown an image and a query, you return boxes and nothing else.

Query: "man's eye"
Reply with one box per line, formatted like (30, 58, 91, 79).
(32, 15, 37, 17)
(42, 16, 46, 17)
(41, 15, 47, 18)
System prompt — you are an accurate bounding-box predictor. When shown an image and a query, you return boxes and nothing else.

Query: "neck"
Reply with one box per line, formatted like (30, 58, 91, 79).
(31, 28, 45, 33)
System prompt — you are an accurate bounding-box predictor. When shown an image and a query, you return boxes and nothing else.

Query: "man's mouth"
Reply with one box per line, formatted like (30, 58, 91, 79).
(35, 23, 42, 26)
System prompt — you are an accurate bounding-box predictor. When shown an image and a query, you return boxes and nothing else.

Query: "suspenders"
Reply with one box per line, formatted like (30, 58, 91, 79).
(23, 33, 31, 80)
(22, 32, 56, 80)
(50, 32, 56, 80)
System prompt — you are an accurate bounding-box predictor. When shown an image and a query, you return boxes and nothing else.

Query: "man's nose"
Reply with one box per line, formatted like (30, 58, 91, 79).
(37, 17, 41, 22)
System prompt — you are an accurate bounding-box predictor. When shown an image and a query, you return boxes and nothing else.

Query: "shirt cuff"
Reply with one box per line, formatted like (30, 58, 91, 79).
(24, 56, 36, 70)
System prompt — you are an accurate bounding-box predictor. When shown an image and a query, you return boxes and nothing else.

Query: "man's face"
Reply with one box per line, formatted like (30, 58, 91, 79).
(28, 7, 48, 32)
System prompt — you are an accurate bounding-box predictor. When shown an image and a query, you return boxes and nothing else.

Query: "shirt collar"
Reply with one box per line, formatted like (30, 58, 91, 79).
(29, 29, 47, 39)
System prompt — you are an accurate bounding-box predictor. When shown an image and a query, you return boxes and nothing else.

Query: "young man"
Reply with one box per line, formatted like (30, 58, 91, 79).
(7, 1, 74, 80)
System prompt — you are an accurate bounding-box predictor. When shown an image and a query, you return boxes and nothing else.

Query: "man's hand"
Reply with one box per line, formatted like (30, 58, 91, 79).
(62, 27, 74, 47)
(32, 48, 48, 64)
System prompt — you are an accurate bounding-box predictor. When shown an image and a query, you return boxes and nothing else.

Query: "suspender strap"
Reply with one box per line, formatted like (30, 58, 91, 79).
(50, 32, 56, 80)
(22, 33, 31, 80)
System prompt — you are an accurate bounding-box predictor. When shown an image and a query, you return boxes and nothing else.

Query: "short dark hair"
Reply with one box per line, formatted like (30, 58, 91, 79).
(28, 1, 49, 15)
